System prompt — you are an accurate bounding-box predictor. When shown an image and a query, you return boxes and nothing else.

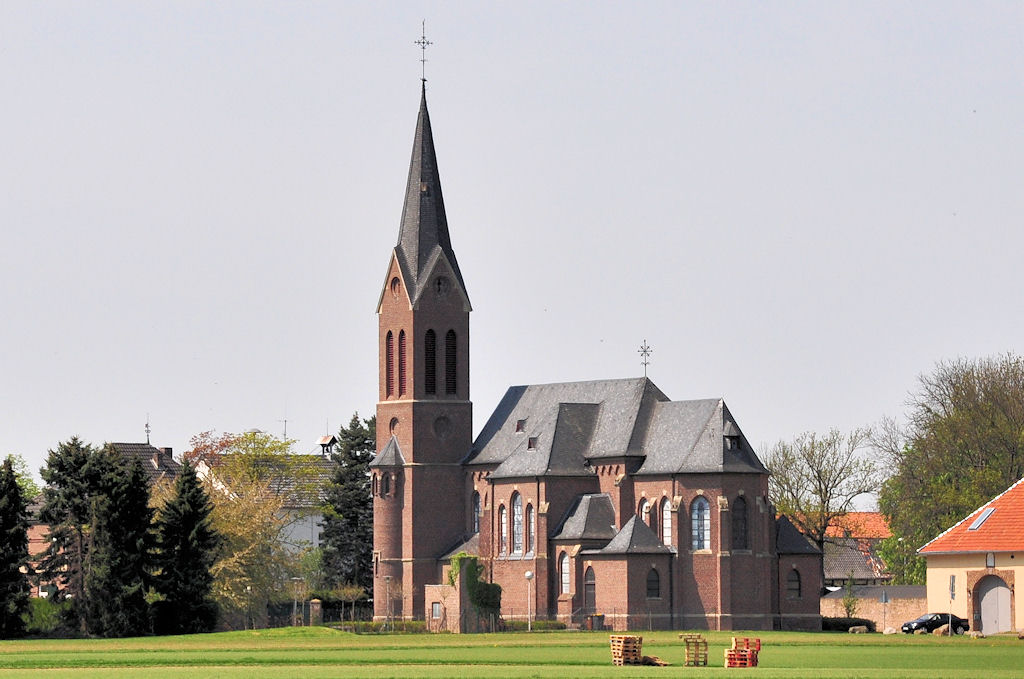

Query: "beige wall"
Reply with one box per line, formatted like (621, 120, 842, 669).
(821, 596, 926, 630)
(925, 552, 1022, 632)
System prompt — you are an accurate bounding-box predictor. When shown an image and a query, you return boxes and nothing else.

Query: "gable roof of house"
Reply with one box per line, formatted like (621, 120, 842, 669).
(467, 377, 766, 477)
(919, 477, 1024, 554)
(825, 512, 892, 540)
(109, 442, 181, 484)
(824, 538, 889, 581)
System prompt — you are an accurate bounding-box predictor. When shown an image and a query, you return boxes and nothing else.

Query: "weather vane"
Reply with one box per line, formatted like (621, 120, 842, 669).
(414, 20, 432, 82)
(638, 340, 653, 377)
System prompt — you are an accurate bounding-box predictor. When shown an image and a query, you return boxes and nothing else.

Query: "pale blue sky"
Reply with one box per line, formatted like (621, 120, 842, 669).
(2, 2, 1022, 496)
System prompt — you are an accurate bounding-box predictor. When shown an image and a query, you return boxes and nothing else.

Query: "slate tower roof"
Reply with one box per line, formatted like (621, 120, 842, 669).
(390, 83, 469, 309)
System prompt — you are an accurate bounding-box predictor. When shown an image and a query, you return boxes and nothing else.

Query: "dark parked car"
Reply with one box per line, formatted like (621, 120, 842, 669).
(901, 613, 969, 634)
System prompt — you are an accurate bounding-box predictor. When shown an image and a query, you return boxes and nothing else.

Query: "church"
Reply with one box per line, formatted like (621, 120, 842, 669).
(370, 84, 821, 631)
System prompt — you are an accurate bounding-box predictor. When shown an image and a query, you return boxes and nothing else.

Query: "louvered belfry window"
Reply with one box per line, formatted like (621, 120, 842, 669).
(398, 330, 407, 396)
(385, 331, 394, 397)
(424, 329, 437, 394)
(445, 330, 457, 395)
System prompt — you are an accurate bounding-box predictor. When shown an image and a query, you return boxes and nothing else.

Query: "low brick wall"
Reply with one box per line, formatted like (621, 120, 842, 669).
(821, 595, 926, 631)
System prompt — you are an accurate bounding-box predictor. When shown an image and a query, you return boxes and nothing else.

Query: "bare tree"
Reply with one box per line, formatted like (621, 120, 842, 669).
(765, 427, 881, 555)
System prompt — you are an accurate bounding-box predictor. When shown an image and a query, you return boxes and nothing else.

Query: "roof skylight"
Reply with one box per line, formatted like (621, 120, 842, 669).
(968, 506, 996, 531)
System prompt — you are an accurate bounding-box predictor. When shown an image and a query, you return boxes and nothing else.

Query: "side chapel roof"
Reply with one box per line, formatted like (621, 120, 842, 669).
(552, 493, 618, 541)
(589, 515, 674, 555)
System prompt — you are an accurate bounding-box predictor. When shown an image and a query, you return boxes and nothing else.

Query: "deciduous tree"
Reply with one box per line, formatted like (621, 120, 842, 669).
(765, 427, 880, 555)
(877, 354, 1024, 583)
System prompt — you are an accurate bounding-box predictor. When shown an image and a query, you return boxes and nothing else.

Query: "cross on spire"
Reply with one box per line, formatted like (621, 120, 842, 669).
(638, 340, 653, 377)
(414, 20, 432, 82)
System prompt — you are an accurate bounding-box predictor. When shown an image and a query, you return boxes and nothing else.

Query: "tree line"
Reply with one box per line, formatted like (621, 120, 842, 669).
(765, 352, 1024, 585)
(0, 413, 374, 638)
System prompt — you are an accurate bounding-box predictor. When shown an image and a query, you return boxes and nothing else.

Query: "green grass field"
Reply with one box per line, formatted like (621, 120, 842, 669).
(1, 627, 1022, 678)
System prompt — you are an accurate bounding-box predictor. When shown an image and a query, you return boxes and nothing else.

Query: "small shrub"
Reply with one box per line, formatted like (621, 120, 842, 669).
(24, 598, 71, 636)
(822, 616, 876, 633)
(327, 620, 428, 634)
(502, 620, 567, 632)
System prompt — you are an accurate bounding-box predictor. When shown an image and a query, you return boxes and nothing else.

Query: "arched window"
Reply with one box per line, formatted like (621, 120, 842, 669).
(787, 569, 801, 599)
(732, 496, 748, 550)
(372, 474, 378, 496)
(424, 329, 437, 394)
(646, 568, 660, 598)
(661, 497, 672, 546)
(385, 331, 394, 397)
(639, 499, 651, 528)
(397, 330, 407, 396)
(583, 567, 596, 614)
(381, 474, 390, 497)
(445, 330, 457, 395)
(471, 491, 480, 533)
(499, 505, 508, 554)
(512, 493, 523, 554)
(559, 552, 570, 594)
(527, 504, 535, 553)
(691, 497, 710, 550)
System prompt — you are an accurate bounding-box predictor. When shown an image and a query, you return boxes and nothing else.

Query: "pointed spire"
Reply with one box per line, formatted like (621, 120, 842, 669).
(394, 87, 469, 306)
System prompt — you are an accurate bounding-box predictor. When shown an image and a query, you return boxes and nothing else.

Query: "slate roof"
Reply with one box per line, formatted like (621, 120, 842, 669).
(466, 377, 767, 478)
(919, 476, 1024, 554)
(251, 454, 337, 509)
(552, 493, 618, 541)
(386, 84, 469, 310)
(586, 515, 674, 555)
(109, 442, 181, 484)
(824, 538, 889, 581)
(440, 533, 480, 560)
(369, 436, 405, 468)
(776, 515, 821, 555)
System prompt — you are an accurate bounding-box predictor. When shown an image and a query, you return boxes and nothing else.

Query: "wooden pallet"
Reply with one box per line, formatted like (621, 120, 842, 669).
(681, 633, 708, 667)
(725, 637, 761, 668)
(609, 635, 643, 666)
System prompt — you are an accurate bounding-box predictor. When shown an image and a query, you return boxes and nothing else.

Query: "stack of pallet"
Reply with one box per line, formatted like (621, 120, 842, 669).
(724, 637, 760, 668)
(681, 633, 708, 667)
(608, 635, 643, 666)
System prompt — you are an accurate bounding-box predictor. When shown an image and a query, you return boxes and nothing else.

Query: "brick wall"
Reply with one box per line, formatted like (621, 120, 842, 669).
(821, 595, 926, 631)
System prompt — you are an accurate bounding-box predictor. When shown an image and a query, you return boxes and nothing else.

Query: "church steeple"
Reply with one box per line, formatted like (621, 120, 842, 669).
(393, 84, 470, 308)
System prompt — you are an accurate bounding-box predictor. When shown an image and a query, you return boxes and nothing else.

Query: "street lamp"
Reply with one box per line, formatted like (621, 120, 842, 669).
(524, 570, 535, 632)
(245, 585, 252, 630)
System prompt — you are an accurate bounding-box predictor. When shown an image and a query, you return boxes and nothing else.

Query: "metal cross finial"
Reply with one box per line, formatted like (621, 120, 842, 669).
(414, 20, 432, 82)
(145, 414, 151, 445)
(638, 340, 653, 377)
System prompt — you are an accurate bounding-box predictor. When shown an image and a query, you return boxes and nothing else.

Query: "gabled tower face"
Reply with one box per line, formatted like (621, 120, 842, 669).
(373, 86, 471, 621)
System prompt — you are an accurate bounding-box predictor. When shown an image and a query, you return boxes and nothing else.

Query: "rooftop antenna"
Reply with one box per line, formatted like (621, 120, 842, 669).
(414, 20, 432, 83)
(145, 414, 151, 445)
(638, 340, 653, 377)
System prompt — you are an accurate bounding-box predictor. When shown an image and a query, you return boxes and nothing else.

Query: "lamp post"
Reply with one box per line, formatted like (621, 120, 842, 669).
(245, 585, 252, 630)
(524, 570, 534, 632)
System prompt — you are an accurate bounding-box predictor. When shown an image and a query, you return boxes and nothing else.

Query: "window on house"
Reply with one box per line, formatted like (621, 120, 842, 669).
(385, 331, 394, 397)
(398, 330, 407, 396)
(472, 491, 481, 533)
(499, 505, 508, 554)
(527, 504, 535, 553)
(691, 497, 710, 550)
(445, 330, 457, 395)
(516, 419, 526, 432)
(786, 569, 801, 599)
(732, 496, 748, 550)
(424, 329, 437, 394)
(512, 493, 524, 554)
(431, 602, 441, 619)
(646, 568, 660, 598)
(527, 436, 538, 450)
(639, 499, 651, 528)
(661, 498, 672, 546)
(560, 552, 570, 594)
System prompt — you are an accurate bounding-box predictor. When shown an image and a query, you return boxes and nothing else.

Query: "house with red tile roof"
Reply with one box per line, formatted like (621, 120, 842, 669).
(919, 477, 1024, 634)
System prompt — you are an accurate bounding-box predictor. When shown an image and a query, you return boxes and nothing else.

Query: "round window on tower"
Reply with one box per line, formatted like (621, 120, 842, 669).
(390, 277, 401, 298)
(434, 276, 451, 297)
(433, 416, 452, 440)
(389, 417, 399, 436)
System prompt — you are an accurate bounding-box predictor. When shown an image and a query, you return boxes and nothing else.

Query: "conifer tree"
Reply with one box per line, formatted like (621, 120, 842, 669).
(84, 450, 154, 637)
(0, 457, 30, 638)
(39, 437, 105, 633)
(153, 461, 221, 634)
(321, 414, 375, 590)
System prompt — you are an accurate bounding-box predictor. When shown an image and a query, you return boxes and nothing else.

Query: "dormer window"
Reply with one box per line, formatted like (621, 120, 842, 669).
(516, 419, 526, 433)
(527, 436, 538, 450)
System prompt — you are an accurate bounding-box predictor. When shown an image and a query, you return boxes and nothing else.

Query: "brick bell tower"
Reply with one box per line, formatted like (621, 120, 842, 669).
(371, 84, 471, 621)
